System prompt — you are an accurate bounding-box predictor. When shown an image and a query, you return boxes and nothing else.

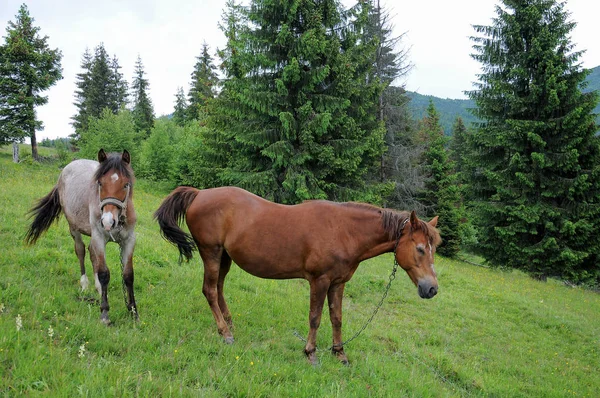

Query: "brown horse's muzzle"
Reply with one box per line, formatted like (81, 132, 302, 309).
(417, 279, 438, 299)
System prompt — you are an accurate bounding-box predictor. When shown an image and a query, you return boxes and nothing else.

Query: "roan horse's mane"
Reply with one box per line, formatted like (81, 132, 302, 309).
(94, 153, 134, 183)
(341, 202, 441, 244)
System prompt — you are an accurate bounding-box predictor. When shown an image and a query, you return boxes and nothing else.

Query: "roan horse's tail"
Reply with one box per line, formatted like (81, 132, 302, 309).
(154, 186, 199, 262)
(25, 186, 62, 245)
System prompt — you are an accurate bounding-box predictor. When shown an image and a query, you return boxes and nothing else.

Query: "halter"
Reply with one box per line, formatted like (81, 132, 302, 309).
(98, 183, 130, 218)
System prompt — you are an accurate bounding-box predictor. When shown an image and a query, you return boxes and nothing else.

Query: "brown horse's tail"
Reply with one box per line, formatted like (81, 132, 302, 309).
(154, 186, 199, 262)
(25, 186, 62, 245)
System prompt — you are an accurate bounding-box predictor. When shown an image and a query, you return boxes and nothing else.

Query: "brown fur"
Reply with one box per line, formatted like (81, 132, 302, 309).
(155, 186, 441, 364)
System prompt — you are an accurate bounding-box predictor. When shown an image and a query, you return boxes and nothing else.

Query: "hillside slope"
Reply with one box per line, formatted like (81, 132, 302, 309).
(407, 65, 600, 134)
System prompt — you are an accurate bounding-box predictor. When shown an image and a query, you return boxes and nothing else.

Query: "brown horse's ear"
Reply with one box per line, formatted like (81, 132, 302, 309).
(122, 149, 131, 165)
(98, 149, 107, 163)
(429, 216, 439, 228)
(410, 210, 420, 230)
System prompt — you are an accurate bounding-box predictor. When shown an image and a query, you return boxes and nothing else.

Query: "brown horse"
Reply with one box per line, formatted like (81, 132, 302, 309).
(25, 149, 138, 325)
(155, 186, 440, 364)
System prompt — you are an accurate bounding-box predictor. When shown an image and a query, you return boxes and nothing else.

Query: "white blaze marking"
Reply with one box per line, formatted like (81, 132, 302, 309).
(111, 173, 119, 182)
(101, 212, 114, 230)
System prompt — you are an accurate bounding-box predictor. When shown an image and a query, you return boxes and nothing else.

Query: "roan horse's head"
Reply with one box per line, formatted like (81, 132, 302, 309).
(395, 211, 441, 299)
(95, 149, 133, 232)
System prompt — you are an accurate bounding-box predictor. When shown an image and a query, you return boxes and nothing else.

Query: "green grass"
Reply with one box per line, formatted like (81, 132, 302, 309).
(1, 145, 599, 397)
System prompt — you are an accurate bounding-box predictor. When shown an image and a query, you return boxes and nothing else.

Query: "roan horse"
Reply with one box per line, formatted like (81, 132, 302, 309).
(155, 186, 441, 364)
(25, 149, 138, 325)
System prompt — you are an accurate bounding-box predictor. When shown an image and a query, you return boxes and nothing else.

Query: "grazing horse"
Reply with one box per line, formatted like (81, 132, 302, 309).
(25, 149, 138, 325)
(155, 186, 440, 364)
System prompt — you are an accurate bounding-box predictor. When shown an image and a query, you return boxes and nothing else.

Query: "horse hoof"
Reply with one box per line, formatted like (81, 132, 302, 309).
(305, 350, 318, 366)
(100, 317, 112, 326)
(224, 336, 234, 344)
(80, 275, 89, 291)
(333, 350, 349, 365)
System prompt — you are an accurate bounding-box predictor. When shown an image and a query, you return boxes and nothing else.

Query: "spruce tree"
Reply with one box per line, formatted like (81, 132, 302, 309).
(448, 116, 470, 183)
(108, 55, 128, 113)
(87, 44, 113, 119)
(208, 0, 385, 203)
(468, 0, 600, 283)
(71, 48, 93, 140)
(173, 87, 187, 127)
(131, 55, 154, 137)
(418, 100, 462, 257)
(0, 4, 63, 160)
(187, 43, 219, 121)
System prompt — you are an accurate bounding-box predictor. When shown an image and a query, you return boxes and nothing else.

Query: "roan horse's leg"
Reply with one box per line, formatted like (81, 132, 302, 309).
(200, 246, 234, 343)
(90, 236, 111, 325)
(327, 282, 349, 364)
(70, 228, 88, 291)
(120, 235, 138, 318)
(304, 275, 330, 365)
(218, 253, 233, 327)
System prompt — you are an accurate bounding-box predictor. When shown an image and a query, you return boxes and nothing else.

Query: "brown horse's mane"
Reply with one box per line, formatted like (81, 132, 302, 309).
(94, 153, 134, 184)
(341, 202, 441, 245)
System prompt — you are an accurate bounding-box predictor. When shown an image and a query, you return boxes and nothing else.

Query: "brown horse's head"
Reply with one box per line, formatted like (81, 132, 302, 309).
(395, 211, 441, 299)
(95, 149, 133, 232)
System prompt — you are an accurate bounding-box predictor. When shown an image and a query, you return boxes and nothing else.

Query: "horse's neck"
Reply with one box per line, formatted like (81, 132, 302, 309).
(343, 207, 396, 262)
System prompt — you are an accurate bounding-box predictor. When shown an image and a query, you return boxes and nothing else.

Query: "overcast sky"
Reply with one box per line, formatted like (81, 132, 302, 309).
(1, 0, 599, 140)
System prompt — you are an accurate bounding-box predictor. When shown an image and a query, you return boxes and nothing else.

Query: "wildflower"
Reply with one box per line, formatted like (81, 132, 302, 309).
(78, 343, 86, 358)
(48, 325, 54, 338)
(16, 314, 22, 331)
(250, 361, 254, 366)
(236, 356, 240, 360)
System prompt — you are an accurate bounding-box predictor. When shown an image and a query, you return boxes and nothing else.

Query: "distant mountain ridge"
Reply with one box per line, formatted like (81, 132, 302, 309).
(407, 65, 600, 134)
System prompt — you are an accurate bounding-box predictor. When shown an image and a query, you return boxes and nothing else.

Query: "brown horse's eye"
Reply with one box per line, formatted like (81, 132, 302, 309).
(417, 246, 425, 255)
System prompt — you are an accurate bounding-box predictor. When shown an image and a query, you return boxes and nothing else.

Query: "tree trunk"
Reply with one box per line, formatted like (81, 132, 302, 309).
(30, 129, 39, 161)
(12, 142, 20, 163)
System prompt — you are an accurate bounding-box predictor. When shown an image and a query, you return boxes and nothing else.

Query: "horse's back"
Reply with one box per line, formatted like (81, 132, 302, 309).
(186, 187, 357, 278)
(58, 159, 99, 235)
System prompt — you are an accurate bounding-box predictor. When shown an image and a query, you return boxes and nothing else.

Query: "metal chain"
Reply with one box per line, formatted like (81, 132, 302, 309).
(293, 235, 402, 351)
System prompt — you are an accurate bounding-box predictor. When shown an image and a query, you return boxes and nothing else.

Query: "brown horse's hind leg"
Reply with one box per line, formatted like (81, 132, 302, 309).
(218, 252, 233, 327)
(328, 282, 349, 364)
(304, 276, 330, 365)
(200, 246, 234, 343)
(70, 229, 88, 291)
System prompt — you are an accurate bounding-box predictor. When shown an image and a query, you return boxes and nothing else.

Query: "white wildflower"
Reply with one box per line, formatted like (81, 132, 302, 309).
(16, 314, 22, 331)
(48, 325, 54, 338)
(78, 343, 86, 358)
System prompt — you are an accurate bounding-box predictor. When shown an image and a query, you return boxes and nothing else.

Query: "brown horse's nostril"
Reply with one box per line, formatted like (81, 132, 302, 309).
(418, 282, 438, 299)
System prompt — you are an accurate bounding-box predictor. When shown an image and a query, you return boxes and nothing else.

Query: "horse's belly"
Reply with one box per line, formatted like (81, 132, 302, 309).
(230, 254, 305, 280)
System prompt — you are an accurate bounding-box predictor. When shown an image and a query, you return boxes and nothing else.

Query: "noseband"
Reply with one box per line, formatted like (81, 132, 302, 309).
(98, 184, 130, 217)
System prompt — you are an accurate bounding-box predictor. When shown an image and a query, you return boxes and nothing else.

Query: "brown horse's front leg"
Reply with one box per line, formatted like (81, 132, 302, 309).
(90, 238, 111, 325)
(121, 235, 138, 319)
(328, 282, 349, 364)
(304, 276, 330, 365)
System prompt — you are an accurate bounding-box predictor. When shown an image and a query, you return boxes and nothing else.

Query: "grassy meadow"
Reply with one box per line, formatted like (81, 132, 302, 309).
(1, 146, 599, 397)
